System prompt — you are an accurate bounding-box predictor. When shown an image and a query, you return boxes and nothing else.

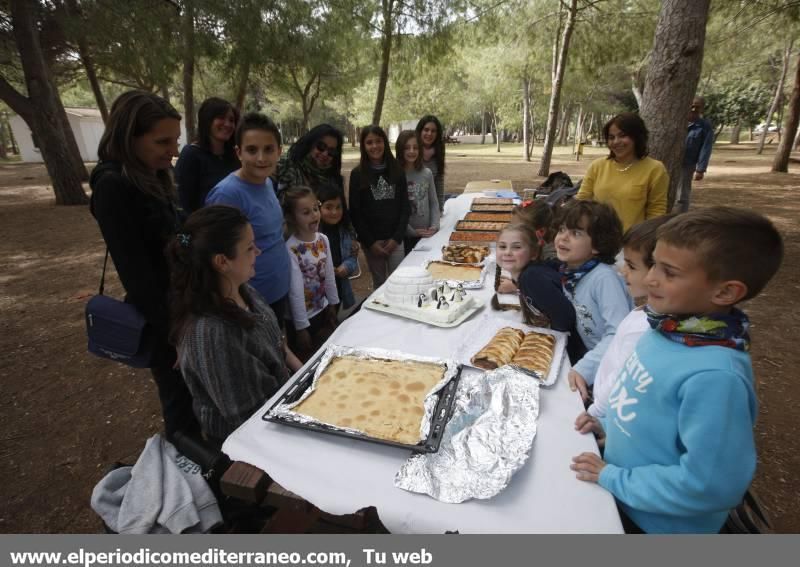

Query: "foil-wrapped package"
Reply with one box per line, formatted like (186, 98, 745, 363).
(394, 366, 540, 502)
(267, 345, 459, 447)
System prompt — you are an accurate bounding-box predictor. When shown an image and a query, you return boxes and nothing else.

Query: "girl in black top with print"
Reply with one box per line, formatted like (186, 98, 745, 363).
(89, 90, 199, 439)
(348, 126, 411, 288)
(174, 97, 240, 213)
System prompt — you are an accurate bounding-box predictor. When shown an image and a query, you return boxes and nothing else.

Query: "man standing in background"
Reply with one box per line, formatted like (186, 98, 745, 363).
(677, 96, 714, 212)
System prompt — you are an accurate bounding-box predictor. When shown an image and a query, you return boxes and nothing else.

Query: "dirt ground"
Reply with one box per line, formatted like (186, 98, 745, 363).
(0, 143, 797, 533)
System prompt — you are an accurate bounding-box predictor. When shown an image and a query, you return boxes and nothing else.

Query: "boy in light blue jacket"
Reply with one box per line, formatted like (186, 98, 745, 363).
(572, 207, 783, 533)
(554, 200, 634, 401)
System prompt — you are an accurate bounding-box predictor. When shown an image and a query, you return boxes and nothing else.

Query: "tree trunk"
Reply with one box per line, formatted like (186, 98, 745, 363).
(522, 76, 531, 161)
(572, 103, 584, 156)
(235, 59, 251, 116)
(640, 0, 711, 210)
(182, 0, 196, 142)
(65, 0, 107, 123)
(730, 119, 741, 145)
(493, 111, 501, 153)
(0, 120, 7, 158)
(793, 124, 800, 150)
(631, 74, 643, 109)
(372, 0, 395, 125)
(537, 0, 578, 177)
(772, 54, 800, 172)
(758, 39, 793, 154)
(480, 111, 486, 144)
(160, 83, 170, 103)
(5, 0, 88, 204)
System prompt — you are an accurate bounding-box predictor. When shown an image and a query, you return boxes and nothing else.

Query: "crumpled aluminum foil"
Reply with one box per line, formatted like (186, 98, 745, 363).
(268, 345, 459, 445)
(394, 366, 540, 502)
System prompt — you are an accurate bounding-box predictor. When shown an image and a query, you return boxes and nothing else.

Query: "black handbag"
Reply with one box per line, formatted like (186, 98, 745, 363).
(85, 249, 157, 368)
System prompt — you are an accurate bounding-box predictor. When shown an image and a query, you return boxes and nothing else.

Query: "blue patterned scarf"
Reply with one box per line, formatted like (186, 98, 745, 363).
(644, 306, 751, 351)
(559, 258, 600, 296)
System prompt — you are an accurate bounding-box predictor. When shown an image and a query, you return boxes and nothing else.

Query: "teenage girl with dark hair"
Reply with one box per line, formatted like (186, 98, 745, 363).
(90, 90, 199, 439)
(167, 205, 298, 445)
(175, 97, 240, 213)
(275, 123, 345, 197)
(415, 115, 446, 213)
(348, 125, 410, 288)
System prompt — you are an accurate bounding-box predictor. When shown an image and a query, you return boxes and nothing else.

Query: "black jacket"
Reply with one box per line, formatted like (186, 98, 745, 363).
(89, 161, 181, 347)
(174, 144, 239, 214)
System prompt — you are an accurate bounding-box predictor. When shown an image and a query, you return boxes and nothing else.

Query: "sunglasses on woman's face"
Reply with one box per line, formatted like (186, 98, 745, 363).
(314, 140, 339, 157)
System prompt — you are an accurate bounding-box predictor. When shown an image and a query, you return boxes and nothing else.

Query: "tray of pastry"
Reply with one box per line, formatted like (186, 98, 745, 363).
(463, 212, 513, 223)
(453, 314, 567, 387)
(470, 203, 516, 213)
(424, 260, 488, 288)
(455, 220, 508, 232)
(264, 346, 463, 453)
(449, 231, 498, 244)
(441, 243, 490, 264)
(471, 197, 515, 205)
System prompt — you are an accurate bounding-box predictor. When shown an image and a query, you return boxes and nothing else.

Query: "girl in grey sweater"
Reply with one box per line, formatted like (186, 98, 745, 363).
(395, 130, 440, 254)
(167, 206, 301, 444)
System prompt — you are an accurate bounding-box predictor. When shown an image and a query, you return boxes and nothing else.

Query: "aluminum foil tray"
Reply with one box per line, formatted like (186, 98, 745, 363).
(423, 259, 490, 289)
(263, 345, 463, 453)
(395, 366, 540, 503)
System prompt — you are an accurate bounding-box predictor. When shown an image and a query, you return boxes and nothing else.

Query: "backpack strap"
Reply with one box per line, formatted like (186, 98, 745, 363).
(98, 248, 109, 296)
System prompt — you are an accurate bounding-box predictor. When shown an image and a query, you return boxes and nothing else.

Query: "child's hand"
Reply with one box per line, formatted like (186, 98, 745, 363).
(427, 226, 438, 236)
(570, 452, 606, 483)
(370, 242, 388, 257)
(574, 411, 606, 447)
(334, 265, 348, 278)
(569, 369, 590, 402)
(496, 277, 517, 294)
(351, 241, 360, 254)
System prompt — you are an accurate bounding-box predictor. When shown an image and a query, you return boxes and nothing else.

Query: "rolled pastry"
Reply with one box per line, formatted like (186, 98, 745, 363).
(471, 327, 525, 370)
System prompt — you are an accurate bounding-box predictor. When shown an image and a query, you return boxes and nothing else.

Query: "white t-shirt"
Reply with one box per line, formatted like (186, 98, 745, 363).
(587, 307, 649, 418)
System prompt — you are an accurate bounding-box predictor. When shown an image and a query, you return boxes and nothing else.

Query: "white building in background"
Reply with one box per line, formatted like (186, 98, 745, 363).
(386, 120, 419, 143)
(9, 107, 186, 163)
(9, 107, 104, 163)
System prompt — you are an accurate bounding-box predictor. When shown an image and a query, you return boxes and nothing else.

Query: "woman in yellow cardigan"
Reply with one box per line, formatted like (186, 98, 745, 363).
(576, 113, 668, 232)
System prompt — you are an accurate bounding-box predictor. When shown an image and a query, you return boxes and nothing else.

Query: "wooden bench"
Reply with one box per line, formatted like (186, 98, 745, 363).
(220, 461, 380, 533)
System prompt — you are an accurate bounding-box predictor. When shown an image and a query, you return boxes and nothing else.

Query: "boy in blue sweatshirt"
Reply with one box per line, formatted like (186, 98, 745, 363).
(571, 207, 783, 534)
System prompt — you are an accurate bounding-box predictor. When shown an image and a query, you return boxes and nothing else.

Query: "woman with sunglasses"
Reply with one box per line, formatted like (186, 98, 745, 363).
(275, 124, 345, 198)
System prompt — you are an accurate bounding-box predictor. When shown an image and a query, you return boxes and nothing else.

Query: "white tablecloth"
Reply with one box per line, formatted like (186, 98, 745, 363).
(223, 194, 623, 533)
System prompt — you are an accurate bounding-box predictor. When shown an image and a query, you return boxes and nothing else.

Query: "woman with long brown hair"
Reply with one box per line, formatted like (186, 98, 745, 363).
(90, 90, 198, 439)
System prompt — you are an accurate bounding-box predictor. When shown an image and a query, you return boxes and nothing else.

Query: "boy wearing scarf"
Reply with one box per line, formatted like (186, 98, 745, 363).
(571, 207, 784, 533)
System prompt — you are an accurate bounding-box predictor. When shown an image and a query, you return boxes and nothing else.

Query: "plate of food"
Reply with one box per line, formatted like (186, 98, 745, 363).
(472, 197, 515, 205)
(470, 203, 515, 213)
(264, 346, 463, 452)
(454, 314, 567, 386)
(449, 230, 498, 245)
(455, 220, 508, 232)
(441, 243, 490, 264)
(463, 212, 513, 223)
